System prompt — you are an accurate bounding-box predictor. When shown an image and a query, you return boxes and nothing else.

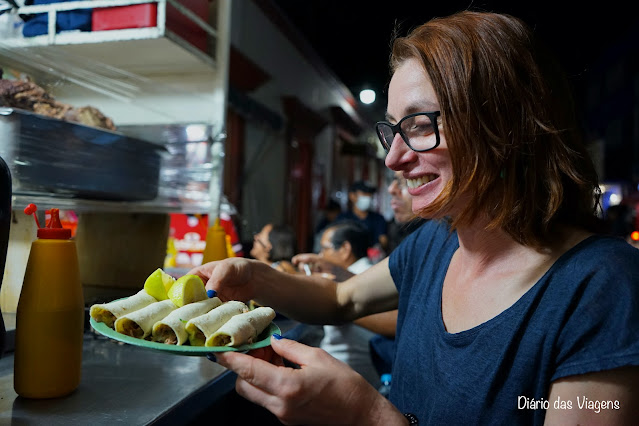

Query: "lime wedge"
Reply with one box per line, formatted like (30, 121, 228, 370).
(143, 268, 176, 301)
(168, 274, 207, 307)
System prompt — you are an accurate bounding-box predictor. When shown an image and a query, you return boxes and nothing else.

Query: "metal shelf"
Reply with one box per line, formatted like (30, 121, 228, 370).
(0, 0, 231, 214)
(2, 31, 217, 76)
(0, 0, 218, 74)
(0, 0, 224, 126)
(12, 193, 211, 214)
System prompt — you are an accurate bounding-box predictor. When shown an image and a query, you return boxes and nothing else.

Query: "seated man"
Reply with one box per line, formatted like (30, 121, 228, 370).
(362, 171, 428, 376)
(292, 220, 380, 386)
(302, 173, 428, 378)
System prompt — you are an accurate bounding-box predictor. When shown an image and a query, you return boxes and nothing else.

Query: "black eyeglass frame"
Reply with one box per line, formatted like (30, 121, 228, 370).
(375, 111, 441, 153)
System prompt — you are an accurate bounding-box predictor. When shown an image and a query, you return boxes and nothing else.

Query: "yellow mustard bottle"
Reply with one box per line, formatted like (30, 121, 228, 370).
(201, 217, 228, 263)
(14, 204, 84, 398)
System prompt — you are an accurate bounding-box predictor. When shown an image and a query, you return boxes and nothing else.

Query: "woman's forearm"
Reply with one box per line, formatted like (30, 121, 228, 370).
(194, 257, 398, 325)
(250, 261, 348, 324)
(337, 258, 399, 321)
(253, 259, 398, 325)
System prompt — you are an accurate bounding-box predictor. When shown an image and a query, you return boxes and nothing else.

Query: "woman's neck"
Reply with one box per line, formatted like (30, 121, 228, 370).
(455, 225, 527, 275)
(453, 220, 592, 283)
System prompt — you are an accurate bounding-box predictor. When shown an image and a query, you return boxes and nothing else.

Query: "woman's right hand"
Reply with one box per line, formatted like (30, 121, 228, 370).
(187, 257, 260, 302)
(215, 336, 405, 425)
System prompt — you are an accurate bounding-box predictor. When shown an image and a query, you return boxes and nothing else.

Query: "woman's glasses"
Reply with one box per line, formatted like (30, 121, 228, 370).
(375, 111, 441, 153)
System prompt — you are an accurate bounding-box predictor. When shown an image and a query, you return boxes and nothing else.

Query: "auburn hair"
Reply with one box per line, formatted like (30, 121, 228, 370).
(389, 11, 601, 248)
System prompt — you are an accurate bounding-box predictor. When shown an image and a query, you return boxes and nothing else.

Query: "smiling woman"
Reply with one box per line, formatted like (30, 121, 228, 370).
(385, 15, 602, 248)
(187, 11, 639, 426)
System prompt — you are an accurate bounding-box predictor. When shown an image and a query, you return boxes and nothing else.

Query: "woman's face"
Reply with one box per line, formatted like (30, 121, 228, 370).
(384, 58, 453, 217)
(251, 224, 273, 262)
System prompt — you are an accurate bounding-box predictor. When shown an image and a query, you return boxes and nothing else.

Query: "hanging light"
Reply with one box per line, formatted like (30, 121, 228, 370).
(359, 89, 376, 105)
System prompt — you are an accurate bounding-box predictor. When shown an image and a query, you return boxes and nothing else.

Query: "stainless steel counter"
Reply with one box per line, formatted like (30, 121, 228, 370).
(0, 318, 305, 425)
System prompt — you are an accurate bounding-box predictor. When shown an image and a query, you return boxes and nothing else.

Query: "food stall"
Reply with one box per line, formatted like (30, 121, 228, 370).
(0, 0, 232, 305)
(0, 1, 307, 422)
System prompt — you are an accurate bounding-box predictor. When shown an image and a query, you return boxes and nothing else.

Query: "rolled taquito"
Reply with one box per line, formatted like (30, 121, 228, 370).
(114, 299, 177, 339)
(90, 289, 157, 328)
(207, 307, 276, 347)
(151, 297, 222, 345)
(185, 301, 247, 346)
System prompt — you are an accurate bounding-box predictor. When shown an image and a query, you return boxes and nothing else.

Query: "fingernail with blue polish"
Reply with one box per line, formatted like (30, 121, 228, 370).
(207, 289, 217, 298)
(272, 334, 283, 340)
(206, 353, 217, 362)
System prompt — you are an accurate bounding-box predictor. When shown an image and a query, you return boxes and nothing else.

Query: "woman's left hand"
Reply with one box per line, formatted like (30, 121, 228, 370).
(215, 336, 403, 425)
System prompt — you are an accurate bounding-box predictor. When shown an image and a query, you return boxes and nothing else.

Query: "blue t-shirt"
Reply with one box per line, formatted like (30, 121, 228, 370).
(336, 210, 388, 245)
(388, 220, 639, 425)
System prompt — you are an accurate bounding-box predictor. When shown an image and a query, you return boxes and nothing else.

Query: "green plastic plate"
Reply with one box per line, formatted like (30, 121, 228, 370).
(90, 317, 281, 356)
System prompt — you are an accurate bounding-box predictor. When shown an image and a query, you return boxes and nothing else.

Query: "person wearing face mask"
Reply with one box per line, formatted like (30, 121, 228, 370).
(336, 181, 388, 253)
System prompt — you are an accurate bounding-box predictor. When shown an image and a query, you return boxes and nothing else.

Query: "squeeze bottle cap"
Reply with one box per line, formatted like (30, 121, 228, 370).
(24, 203, 72, 240)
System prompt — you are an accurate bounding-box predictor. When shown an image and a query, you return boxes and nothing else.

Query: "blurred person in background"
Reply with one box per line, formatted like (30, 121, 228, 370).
(387, 171, 428, 253)
(313, 198, 342, 253)
(363, 170, 431, 377)
(250, 223, 297, 274)
(294, 220, 380, 386)
(315, 198, 342, 236)
(336, 181, 388, 253)
(316, 220, 374, 273)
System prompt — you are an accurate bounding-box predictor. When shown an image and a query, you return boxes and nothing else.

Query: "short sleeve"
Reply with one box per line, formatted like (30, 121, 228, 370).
(551, 241, 639, 381)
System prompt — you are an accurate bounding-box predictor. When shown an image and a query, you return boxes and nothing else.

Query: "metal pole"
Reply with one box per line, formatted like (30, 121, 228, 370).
(209, 0, 231, 219)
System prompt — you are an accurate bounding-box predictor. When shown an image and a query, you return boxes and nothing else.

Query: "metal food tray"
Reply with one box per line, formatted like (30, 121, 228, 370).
(0, 107, 166, 201)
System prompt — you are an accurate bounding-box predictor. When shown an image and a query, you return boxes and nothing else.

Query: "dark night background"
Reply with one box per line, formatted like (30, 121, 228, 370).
(273, 1, 639, 186)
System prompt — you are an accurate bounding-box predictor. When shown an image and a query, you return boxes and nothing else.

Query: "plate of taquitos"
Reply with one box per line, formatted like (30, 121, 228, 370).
(90, 295, 280, 356)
